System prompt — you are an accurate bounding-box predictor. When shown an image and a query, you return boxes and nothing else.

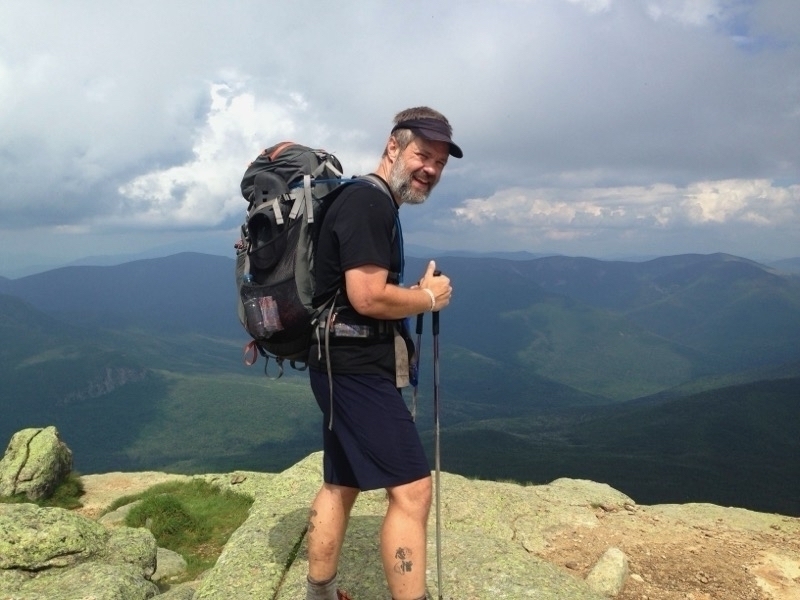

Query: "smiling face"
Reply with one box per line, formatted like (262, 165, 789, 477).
(386, 136, 449, 205)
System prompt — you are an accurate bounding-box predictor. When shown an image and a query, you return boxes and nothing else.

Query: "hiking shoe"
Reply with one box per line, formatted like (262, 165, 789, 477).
(336, 590, 353, 600)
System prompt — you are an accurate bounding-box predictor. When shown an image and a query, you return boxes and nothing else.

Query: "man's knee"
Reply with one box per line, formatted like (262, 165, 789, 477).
(316, 483, 360, 510)
(387, 476, 432, 515)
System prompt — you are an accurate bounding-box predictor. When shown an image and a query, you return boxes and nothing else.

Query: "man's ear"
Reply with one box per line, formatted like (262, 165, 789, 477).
(386, 135, 400, 161)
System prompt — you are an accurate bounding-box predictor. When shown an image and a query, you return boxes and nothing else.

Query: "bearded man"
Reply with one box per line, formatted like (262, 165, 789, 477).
(305, 107, 462, 600)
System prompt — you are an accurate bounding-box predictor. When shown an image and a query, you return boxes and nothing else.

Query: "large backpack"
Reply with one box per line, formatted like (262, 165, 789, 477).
(236, 142, 394, 377)
(235, 142, 346, 376)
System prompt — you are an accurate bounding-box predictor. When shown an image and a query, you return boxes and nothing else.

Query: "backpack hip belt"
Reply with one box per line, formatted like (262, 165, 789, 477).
(315, 311, 395, 341)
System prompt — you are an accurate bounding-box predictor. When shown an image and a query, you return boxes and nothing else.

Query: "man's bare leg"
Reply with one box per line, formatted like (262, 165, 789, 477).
(381, 476, 432, 600)
(307, 483, 360, 598)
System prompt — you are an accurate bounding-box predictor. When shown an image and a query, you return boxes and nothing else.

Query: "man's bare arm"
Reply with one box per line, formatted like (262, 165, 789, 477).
(344, 261, 451, 320)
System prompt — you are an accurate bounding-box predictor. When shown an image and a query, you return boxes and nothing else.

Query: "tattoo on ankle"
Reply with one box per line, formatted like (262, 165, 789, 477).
(393, 547, 413, 574)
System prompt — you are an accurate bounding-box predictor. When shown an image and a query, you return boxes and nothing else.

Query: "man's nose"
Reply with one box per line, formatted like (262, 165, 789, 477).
(422, 161, 442, 177)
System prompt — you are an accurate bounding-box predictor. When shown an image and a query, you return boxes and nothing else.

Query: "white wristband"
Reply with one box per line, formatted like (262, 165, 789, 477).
(422, 288, 436, 311)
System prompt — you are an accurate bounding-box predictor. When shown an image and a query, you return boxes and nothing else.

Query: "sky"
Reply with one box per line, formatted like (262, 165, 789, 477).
(1, 0, 799, 276)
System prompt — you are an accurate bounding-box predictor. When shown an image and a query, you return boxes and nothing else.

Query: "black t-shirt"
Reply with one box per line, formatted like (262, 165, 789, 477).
(309, 178, 403, 377)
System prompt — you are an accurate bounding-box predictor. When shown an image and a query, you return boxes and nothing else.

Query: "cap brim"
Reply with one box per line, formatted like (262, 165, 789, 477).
(411, 127, 463, 159)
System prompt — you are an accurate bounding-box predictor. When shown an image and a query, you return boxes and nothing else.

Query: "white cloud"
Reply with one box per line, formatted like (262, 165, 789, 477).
(681, 179, 799, 224)
(453, 180, 800, 231)
(112, 77, 381, 230)
(116, 81, 302, 227)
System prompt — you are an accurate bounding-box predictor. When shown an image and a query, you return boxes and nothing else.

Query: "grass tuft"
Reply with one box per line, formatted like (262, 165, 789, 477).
(127, 495, 199, 544)
(0, 472, 84, 509)
(117, 478, 254, 582)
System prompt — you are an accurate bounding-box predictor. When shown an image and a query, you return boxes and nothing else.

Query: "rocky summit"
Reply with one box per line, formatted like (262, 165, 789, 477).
(1, 453, 799, 599)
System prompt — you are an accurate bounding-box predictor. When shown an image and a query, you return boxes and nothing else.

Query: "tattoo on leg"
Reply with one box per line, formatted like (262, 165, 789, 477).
(308, 509, 317, 533)
(394, 547, 413, 574)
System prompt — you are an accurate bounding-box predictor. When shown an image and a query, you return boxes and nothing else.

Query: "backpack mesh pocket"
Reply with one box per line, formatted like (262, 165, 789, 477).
(240, 233, 309, 343)
(241, 287, 284, 339)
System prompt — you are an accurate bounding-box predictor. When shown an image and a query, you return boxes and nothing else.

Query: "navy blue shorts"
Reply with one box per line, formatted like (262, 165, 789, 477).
(309, 369, 430, 491)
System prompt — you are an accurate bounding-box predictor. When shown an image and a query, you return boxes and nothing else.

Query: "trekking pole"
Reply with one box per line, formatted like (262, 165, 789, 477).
(411, 313, 424, 421)
(432, 308, 443, 600)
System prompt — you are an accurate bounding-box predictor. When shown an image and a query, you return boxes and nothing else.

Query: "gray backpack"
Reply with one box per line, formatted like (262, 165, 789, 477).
(236, 142, 345, 376)
(236, 142, 392, 377)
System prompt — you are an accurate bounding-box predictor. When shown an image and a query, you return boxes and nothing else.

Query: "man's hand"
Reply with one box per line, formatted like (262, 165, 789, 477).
(416, 261, 452, 312)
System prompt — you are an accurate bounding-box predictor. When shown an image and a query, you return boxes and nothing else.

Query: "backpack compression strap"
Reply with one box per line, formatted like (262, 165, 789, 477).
(287, 159, 344, 224)
(268, 141, 295, 160)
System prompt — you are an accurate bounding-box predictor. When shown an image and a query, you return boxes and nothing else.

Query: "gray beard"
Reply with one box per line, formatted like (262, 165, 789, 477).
(388, 157, 433, 205)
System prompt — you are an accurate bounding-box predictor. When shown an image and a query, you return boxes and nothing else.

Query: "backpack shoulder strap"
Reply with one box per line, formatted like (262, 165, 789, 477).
(356, 173, 393, 200)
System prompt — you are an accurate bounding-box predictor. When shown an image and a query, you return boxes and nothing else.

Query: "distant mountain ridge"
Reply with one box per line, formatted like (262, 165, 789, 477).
(769, 256, 800, 273)
(3, 250, 799, 396)
(0, 252, 240, 338)
(3, 250, 800, 403)
(2, 251, 799, 514)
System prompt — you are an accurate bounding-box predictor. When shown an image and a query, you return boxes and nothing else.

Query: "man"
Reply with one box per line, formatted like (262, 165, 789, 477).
(305, 107, 462, 600)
